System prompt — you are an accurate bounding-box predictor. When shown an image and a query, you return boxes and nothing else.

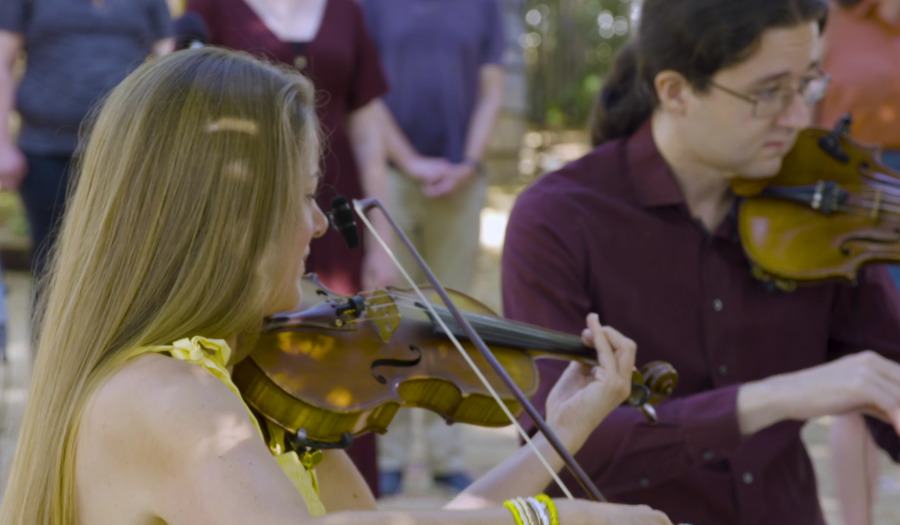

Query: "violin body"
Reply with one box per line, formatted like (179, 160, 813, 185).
(232, 275, 541, 447)
(233, 275, 677, 447)
(733, 120, 900, 288)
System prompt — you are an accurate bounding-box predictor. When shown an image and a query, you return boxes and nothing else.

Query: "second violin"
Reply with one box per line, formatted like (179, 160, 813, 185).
(733, 115, 900, 289)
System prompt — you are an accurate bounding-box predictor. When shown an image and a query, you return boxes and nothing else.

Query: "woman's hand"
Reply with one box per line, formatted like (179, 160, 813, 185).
(545, 313, 636, 447)
(555, 498, 674, 525)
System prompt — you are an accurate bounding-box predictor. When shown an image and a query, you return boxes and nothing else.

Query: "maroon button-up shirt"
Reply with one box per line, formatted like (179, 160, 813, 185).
(501, 122, 900, 525)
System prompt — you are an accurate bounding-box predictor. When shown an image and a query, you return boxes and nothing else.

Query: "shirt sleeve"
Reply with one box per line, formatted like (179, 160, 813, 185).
(828, 264, 900, 460)
(347, 0, 388, 112)
(0, 0, 27, 33)
(149, 0, 175, 41)
(480, 0, 506, 67)
(502, 179, 744, 496)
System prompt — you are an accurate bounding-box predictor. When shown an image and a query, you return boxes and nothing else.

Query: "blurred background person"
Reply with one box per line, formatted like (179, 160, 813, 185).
(0, 0, 174, 298)
(359, 0, 506, 496)
(816, 0, 900, 523)
(185, 0, 395, 496)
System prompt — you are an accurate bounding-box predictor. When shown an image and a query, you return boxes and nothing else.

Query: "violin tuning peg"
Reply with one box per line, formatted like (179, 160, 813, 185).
(640, 403, 658, 424)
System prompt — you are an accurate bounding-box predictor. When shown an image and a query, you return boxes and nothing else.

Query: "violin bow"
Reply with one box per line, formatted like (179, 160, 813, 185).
(353, 197, 606, 502)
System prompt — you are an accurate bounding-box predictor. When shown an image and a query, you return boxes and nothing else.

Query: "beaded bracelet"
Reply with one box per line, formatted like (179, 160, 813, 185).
(504, 494, 557, 525)
(535, 494, 559, 525)
(514, 498, 536, 525)
(525, 496, 550, 525)
(503, 499, 526, 525)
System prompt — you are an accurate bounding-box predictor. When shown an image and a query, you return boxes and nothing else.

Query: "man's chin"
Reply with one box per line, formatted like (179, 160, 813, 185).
(738, 157, 785, 179)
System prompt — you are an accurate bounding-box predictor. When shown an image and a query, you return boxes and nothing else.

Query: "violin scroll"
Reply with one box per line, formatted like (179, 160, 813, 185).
(629, 361, 679, 423)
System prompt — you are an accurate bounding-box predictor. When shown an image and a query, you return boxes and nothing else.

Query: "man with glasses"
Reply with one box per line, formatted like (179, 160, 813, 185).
(708, 67, 831, 119)
(501, 0, 900, 524)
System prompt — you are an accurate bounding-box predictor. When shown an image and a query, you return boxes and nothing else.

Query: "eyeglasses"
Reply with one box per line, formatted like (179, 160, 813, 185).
(708, 68, 831, 118)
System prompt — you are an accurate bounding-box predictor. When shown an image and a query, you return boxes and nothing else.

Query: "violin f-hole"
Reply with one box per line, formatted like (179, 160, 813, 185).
(370, 345, 422, 385)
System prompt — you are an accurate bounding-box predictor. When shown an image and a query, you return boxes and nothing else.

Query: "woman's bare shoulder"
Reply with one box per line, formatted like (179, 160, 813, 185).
(80, 352, 259, 466)
(76, 353, 276, 524)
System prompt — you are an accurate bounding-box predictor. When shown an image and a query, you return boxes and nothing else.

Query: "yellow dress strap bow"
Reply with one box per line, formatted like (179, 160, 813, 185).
(163, 336, 326, 516)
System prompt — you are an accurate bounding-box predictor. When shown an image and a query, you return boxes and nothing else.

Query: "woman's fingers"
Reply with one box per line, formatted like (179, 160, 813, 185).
(602, 326, 637, 379)
(586, 313, 618, 376)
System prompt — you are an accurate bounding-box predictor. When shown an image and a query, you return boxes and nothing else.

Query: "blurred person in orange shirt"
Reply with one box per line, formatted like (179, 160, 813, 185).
(817, 1, 900, 523)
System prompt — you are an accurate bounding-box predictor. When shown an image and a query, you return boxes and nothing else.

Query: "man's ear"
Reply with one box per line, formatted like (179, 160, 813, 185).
(654, 70, 691, 115)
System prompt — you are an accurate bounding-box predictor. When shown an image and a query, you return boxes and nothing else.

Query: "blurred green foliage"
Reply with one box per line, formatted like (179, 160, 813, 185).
(523, 0, 633, 129)
(0, 192, 30, 247)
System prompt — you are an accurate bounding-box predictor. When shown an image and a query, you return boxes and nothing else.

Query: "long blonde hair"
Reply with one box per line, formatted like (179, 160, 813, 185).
(0, 47, 319, 524)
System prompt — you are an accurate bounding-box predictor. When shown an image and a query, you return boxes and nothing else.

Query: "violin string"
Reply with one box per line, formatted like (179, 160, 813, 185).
(387, 292, 584, 349)
(854, 184, 900, 200)
(358, 302, 587, 366)
(855, 188, 900, 207)
(841, 201, 900, 218)
(859, 170, 900, 192)
(844, 198, 900, 223)
(787, 187, 900, 223)
(353, 201, 577, 499)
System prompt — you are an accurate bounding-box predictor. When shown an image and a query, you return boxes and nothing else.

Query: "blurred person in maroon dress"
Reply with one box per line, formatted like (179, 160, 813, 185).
(187, 0, 395, 496)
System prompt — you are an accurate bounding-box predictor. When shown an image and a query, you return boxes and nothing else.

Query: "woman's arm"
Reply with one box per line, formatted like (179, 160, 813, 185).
(82, 354, 671, 525)
(315, 450, 378, 512)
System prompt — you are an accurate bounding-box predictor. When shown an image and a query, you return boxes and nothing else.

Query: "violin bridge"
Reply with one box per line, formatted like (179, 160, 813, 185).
(365, 289, 401, 342)
(871, 187, 883, 222)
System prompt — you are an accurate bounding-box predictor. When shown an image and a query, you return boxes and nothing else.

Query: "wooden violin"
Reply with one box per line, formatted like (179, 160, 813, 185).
(234, 196, 677, 502)
(733, 115, 900, 290)
(232, 275, 678, 450)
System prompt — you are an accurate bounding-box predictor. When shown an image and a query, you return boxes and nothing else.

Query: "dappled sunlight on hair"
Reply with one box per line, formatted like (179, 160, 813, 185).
(206, 117, 260, 135)
(222, 160, 253, 183)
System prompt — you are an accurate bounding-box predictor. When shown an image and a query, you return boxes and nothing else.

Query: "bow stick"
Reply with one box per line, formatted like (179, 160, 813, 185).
(353, 197, 606, 502)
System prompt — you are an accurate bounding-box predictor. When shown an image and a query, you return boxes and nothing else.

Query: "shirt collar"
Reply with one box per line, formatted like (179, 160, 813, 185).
(625, 120, 687, 208)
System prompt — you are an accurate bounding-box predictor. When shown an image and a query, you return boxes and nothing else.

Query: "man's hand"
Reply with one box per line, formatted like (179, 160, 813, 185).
(739, 350, 900, 435)
(421, 162, 476, 198)
(403, 156, 452, 184)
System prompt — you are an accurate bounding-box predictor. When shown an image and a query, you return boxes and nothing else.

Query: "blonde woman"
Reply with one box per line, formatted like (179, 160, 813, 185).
(0, 48, 672, 525)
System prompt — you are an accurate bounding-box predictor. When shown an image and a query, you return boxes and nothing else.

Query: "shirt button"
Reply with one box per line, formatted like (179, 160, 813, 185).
(712, 298, 724, 311)
(702, 450, 715, 461)
(742, 472, 754, 484)
(718, 365, 728, 376)
(638, 476, 651, 487)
